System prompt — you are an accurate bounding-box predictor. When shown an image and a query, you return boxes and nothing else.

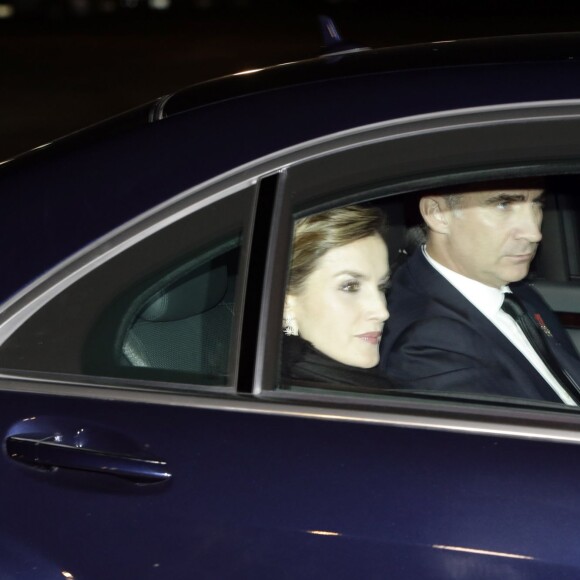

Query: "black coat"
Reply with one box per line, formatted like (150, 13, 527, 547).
(281, 335, 394, 392)
(379, 249, 580, 403)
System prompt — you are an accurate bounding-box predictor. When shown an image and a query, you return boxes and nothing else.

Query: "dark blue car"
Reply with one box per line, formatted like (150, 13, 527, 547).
(2, 29, 580, 578)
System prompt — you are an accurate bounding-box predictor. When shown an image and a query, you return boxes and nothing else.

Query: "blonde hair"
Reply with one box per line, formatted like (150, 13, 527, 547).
(287, 205, 386, 295)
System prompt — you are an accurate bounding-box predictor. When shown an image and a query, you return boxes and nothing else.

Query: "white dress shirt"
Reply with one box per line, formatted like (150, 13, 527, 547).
(422, 246, 576, 406)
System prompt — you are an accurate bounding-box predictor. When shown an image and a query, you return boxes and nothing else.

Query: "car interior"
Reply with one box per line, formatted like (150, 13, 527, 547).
(121, 248, 238, 381)
(85, 238, 241, 386)
(379, 176, 580, 352)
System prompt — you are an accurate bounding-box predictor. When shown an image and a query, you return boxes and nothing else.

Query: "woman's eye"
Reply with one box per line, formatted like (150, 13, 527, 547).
(340, 280, 360, 293)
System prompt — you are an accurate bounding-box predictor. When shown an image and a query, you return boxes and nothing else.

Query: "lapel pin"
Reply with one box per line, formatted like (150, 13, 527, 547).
(534, 313, 553, 337)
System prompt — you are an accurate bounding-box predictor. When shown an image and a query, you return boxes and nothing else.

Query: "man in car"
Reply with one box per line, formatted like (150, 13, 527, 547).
(379, 179, 580, 405)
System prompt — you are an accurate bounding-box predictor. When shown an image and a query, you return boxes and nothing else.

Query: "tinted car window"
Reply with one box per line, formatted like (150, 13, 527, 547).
(276, 176, 580, 411)
(0, 185, 255, 389)
(86, 236, 240, 386)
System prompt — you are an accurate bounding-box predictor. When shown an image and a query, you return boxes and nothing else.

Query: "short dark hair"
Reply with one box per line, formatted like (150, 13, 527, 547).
(422, 176, 546, 201)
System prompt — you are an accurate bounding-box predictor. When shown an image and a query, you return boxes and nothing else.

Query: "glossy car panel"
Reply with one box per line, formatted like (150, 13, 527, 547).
(0, 385, 580, 578)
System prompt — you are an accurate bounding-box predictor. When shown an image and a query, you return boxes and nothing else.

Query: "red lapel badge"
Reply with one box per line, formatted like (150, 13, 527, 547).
(534, 313, 553, 337)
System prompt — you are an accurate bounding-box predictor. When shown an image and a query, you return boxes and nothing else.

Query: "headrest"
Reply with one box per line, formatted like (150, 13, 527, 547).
(139, 264, 228, 322)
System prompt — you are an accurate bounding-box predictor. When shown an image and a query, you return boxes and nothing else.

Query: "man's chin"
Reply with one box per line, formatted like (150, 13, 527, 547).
(504, 265, 532, 284)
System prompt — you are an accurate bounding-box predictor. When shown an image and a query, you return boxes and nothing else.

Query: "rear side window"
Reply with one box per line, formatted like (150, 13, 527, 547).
(0, 186, 255, 390)
(85, 236, 240, 386)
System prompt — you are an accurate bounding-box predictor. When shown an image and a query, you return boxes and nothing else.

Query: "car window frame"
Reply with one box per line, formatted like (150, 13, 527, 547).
(255, 100, 580, 418)
(0, 178, 262, 393)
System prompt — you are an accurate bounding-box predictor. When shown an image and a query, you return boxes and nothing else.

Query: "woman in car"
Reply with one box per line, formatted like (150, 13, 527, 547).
(281, 204, 393, 388)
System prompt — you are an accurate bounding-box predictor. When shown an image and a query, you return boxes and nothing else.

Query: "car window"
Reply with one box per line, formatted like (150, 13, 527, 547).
(0, 185, 256, 390)
(275, 175, 580, 411)
(84, 236, 240, 386)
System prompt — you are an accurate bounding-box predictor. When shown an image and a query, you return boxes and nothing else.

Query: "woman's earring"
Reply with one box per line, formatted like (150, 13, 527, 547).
(283, 315, 298, 336)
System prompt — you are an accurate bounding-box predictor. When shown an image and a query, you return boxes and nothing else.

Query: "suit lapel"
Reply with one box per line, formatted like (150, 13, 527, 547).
(406, 251, 563, 400)
(512, 284, 580, 391)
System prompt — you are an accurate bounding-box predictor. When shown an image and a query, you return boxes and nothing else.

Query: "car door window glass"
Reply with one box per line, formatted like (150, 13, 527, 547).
(85, 236, 241, 386)
(0, 186, 255, 390)
(276, 176, 580, 412)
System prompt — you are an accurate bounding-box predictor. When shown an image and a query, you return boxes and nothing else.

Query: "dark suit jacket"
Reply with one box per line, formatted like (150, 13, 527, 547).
(379, 249, 580, 403)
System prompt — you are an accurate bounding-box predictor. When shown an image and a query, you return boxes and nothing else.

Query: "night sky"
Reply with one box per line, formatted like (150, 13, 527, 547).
(1, 0, 579, 162)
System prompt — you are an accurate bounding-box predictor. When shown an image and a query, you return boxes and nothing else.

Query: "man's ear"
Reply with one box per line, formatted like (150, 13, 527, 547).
(419, 196, 451, 234)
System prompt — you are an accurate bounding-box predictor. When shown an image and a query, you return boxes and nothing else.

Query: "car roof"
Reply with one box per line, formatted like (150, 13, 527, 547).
(160, 31, 580, 119)
(6, 31, 580, 169)
(4, 30, 577, 169)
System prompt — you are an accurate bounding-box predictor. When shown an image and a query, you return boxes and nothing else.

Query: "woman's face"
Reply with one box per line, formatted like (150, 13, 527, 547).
(286, 234, 390, 368)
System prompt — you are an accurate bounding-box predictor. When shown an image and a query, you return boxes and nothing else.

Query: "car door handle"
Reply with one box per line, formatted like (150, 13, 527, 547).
(5, 435, 171, 484)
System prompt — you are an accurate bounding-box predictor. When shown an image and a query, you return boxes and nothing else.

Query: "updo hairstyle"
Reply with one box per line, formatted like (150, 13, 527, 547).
(287, 204, 386, 295)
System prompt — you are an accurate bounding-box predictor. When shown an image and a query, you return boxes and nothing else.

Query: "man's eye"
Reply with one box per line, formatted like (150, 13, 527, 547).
(341, 280, 360, 292)
(379, 280, 390, 293)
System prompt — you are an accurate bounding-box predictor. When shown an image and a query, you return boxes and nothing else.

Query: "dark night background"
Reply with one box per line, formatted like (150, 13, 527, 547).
(2, 0, 580, 163)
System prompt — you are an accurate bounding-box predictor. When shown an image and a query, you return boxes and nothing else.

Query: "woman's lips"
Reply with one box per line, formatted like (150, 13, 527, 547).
(356, 332, 382, 345)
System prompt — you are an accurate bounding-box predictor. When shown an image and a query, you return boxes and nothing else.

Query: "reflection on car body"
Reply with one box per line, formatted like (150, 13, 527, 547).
(2, 28, 580, 578)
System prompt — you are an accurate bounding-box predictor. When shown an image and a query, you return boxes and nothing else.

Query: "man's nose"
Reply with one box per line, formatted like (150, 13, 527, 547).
(518, 204, 543, 243)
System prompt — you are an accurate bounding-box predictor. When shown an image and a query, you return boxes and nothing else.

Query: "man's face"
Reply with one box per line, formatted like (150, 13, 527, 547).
(430, 188, 544, 288)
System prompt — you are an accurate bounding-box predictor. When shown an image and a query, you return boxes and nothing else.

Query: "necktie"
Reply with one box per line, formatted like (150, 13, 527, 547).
(501, 292, 580, 403)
